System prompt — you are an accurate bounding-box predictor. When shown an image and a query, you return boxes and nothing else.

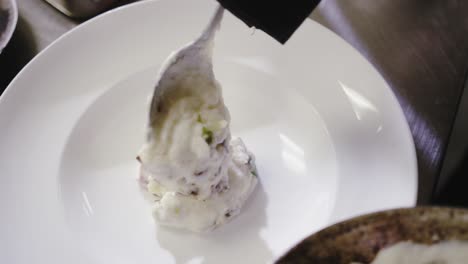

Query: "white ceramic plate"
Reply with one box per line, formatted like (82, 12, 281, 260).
(0, 0, 17, 52)
(0, 0, 417, 263)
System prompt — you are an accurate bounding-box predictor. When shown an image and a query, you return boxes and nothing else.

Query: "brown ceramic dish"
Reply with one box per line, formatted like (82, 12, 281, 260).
(276, 207, 468, 264)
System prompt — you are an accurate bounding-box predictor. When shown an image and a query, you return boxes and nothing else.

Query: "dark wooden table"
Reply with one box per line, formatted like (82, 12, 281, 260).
(2, 0, 468, 205)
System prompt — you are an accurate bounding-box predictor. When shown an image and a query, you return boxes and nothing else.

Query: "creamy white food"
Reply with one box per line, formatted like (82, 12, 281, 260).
(137, 40, 258, 232)
(354, 240, 468, 264)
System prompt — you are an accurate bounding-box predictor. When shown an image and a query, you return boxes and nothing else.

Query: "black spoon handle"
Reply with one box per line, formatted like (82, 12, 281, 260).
(217, 0, 322, 44)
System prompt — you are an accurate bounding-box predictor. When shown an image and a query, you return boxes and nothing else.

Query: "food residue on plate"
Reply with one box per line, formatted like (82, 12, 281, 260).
(352, 240, 468, 264)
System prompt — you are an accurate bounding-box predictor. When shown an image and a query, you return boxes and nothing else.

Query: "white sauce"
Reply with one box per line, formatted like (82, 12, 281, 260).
(357, 240, 468, 264)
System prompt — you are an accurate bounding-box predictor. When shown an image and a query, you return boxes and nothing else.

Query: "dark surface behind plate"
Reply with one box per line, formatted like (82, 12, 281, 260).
(276, 207, 468, 264)
(0, 8, 9, 34)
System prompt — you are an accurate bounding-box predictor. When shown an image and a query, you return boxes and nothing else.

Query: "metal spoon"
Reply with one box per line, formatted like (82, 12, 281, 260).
(148, 5, 224, 127)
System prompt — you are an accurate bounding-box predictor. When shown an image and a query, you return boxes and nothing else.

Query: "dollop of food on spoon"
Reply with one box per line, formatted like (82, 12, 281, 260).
(137, 6, 258, 232)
